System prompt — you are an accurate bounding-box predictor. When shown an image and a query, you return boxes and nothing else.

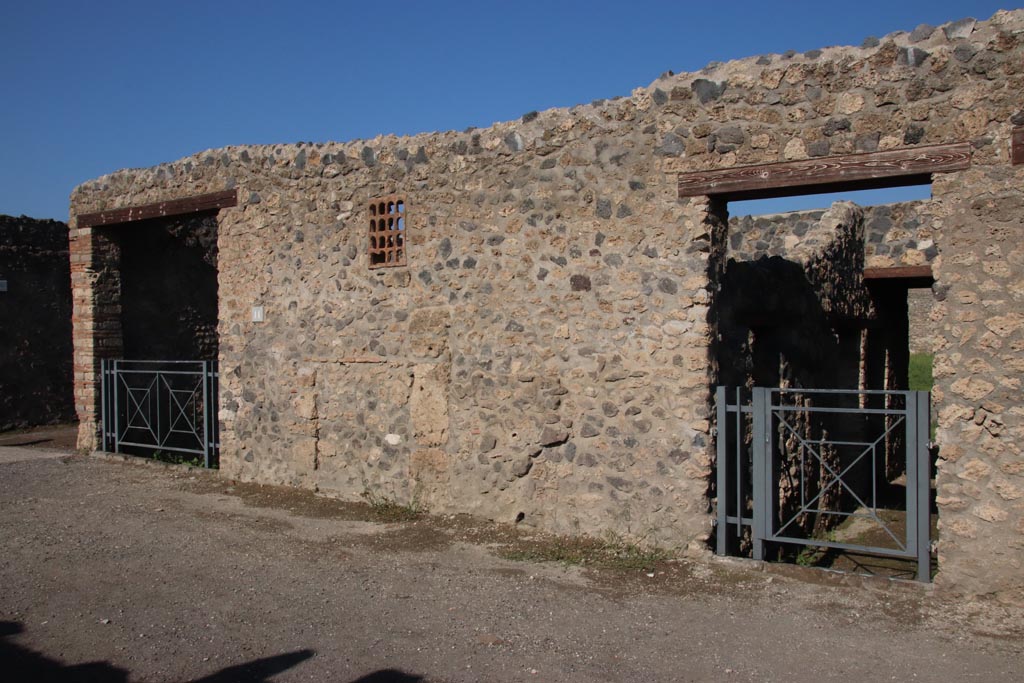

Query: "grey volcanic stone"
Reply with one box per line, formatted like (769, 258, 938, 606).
(823, 118, 851, 136)
(504, 132, 523, 152)
(570, 274, 592, 292)
(943, 17, 976, 40)
(658, 278, 678, 295)
(655, 133, 685, 157)
(855, 132, 881, 152)
(953, 44, 978, 62)
(904, 124, 926, 145)
(668, 448, 689, 465)
(898, 47, 930, 67)
(716, 125, 745, 145)
(807, 140, 830, 157)
(691, 79, 725, 104)
(909, 24, 936, 43)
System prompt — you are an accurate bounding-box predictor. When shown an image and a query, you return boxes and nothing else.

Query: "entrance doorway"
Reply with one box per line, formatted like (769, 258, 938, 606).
(679, 144, 965, 578)
(76, 191, 234, 468)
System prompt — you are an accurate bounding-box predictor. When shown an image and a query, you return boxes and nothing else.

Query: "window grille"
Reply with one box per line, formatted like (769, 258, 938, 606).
(368, 197, 406, 268)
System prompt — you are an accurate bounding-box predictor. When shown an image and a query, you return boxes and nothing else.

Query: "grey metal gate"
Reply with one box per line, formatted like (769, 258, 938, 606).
(101, 359, 219, 468)
(715, 386, 932, 581)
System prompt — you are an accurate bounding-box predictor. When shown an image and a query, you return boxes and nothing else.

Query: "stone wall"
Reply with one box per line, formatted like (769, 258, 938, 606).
(69, 11, 1024, 600)
(0, 215, 74, 430)
(729, 200, 938, 267)
(729, 201, 937, 351)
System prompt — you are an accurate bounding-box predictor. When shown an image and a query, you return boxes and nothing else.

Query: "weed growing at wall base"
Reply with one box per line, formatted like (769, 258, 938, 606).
(360, 490, 424, 522)
(501, 530, 672, 571)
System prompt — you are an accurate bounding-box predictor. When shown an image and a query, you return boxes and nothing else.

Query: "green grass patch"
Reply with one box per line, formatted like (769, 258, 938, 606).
(150, 450, 205, 468)
(909, 352, 937, 439)
(908, 352, 934, 392)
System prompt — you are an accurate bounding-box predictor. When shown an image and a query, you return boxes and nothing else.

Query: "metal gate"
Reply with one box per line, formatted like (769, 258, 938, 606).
(101, 359, 219, 468)
(715, 386, 932, 581)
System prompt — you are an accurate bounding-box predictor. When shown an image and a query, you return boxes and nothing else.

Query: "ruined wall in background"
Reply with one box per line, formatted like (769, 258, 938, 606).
(729, 201, 937, 266)
(69, 11, 1024, 600)
(729, 201, 938, 350)
(0, 215, 74, 430)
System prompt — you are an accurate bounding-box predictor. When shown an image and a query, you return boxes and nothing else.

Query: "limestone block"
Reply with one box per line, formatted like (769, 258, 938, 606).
(408, 306, 452, 358)
(836, 92, 865, 114)
(991, 478, 1023, 501)
(973, 503, 1009, 523)
(411, 362, 450, 446)
(410, 448, 449, 481)
(985, 313, 1024, 337)
(950, 377, 995, 401)
(293, 394, 317, 420)
(293, 437, 318, 473)
(783, 138, 807, 160)
(958, 458, 993, 482)
(946, 518, 978, 539)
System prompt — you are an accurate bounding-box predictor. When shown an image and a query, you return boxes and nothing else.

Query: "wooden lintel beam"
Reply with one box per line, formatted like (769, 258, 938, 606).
(77, 189, 238, 228)
(678, 143, 971, 199)
(1012, 127, 1024, 166)
(863, 265, 934, 281)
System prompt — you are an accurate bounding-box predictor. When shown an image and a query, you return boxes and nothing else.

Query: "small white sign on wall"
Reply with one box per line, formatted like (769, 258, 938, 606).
(251, 305, 265, 323)
(0, 280, 7, 292)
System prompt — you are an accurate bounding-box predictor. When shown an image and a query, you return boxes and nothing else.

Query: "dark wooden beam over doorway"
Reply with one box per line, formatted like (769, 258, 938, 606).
(77, 189, 238, 228)
(677, 143, 971, 200)
(863, 265, 933, 281)
(864, 265, 934, 289)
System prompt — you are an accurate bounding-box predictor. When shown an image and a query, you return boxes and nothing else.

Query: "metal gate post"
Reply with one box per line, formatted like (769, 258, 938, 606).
(915, 391, 932, 582)
(716, 386, 728, 556)
(113, 359, 121, 454)
(100, 359, 108, 452)
(212, 363, 220, 463)
(751, 387, 768, 561)
(202, 361, 211, 469)
(905, 390, 920, 579)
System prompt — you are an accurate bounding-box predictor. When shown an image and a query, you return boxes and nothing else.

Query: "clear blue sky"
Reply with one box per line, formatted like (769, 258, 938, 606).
(0, 1, 1010, 220)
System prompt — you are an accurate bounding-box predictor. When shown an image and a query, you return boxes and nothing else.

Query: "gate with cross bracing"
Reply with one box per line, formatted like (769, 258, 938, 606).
(100, 359, 219, 468)
(715, 386, 932, 581)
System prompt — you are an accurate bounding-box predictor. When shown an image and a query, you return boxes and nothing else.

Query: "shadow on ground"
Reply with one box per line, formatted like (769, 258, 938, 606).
(1, 621, 130, 683)
(1, 620, 424, 682)
(0, 423, 79, 450)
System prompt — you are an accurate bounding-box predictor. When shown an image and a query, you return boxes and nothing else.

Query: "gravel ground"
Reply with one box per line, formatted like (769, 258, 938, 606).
(0, 440, 1021, 682)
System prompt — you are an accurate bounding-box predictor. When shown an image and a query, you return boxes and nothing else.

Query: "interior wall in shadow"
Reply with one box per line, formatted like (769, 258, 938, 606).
(117, 212, 219, 361)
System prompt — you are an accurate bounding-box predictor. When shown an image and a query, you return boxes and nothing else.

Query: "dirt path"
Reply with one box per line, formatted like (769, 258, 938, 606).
(0, 444, 1020, 682)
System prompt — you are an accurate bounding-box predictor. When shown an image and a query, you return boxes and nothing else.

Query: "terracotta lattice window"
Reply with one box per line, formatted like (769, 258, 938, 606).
(368, 197, 406, 268)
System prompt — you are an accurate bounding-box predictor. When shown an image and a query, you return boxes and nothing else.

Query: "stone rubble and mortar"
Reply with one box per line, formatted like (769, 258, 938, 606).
(68, 11, 1024, 602)
(0, 215, 74, 431)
